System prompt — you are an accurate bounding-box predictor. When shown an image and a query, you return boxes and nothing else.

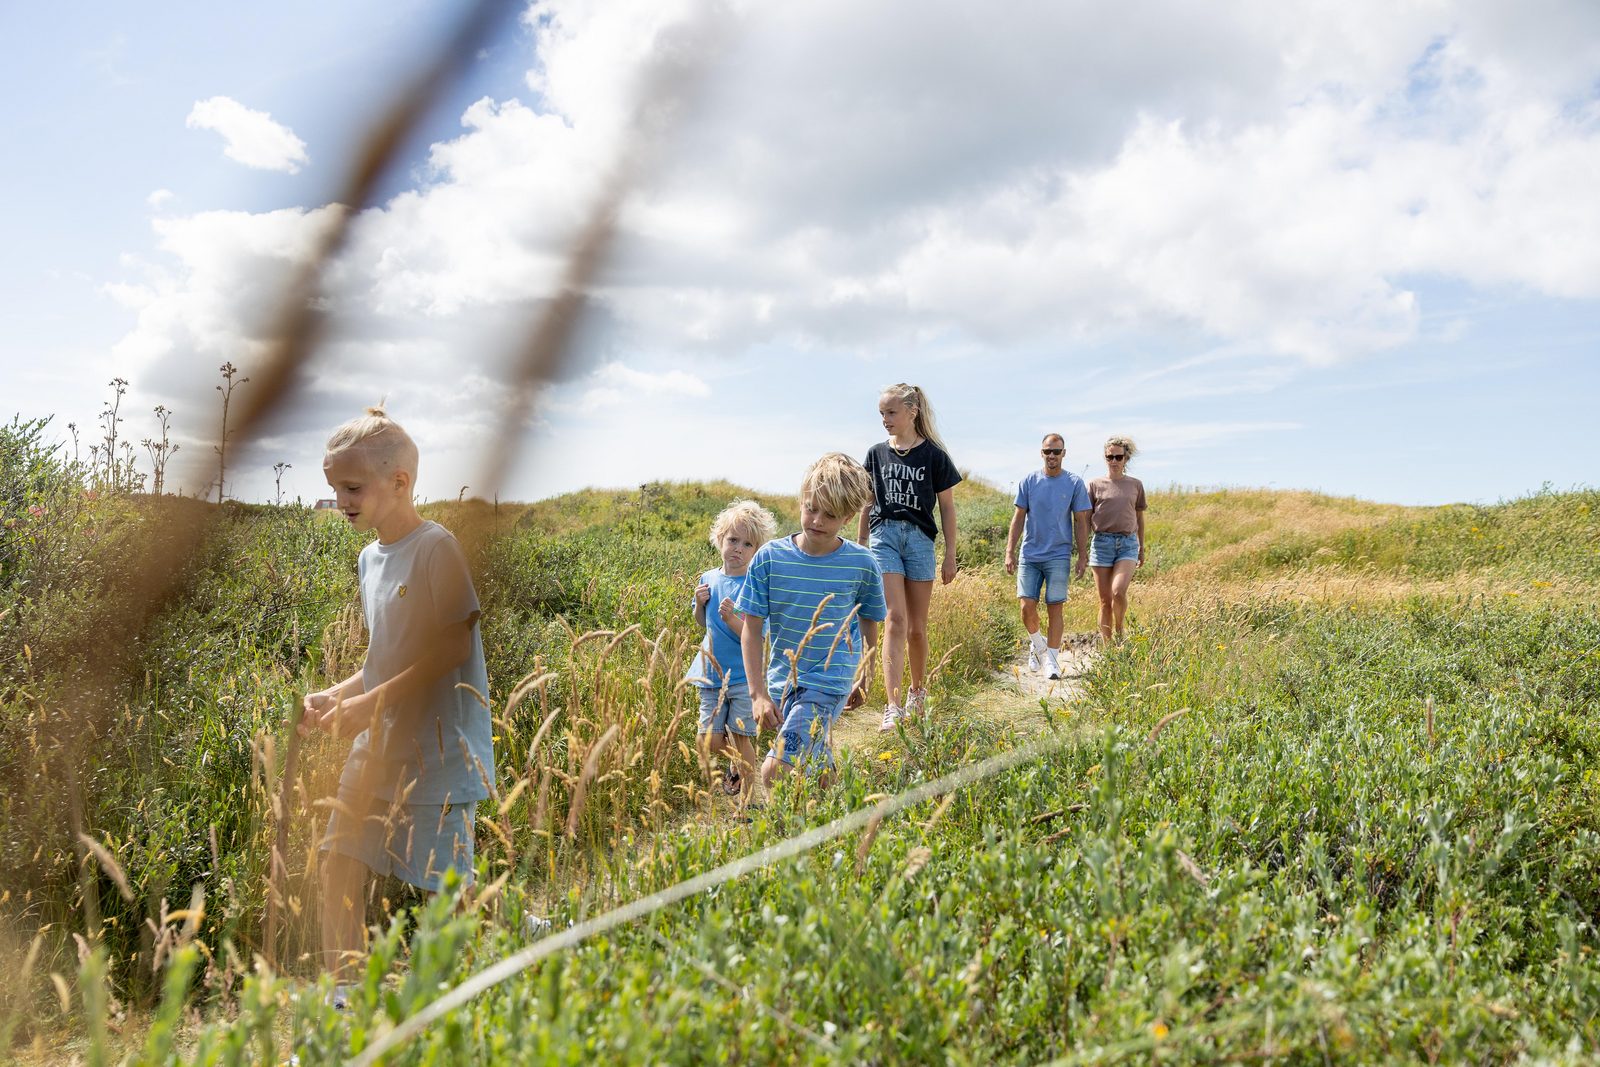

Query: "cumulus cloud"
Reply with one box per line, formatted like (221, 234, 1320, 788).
(103, 0, 1600, 501)
(185, 96, 309, 173)
(555, 361, 711, 415)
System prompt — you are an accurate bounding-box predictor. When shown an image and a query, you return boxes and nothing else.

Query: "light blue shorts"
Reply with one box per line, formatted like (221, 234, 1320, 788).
(869, 519, 937, 582)
(697, 683, 757, 738)
(321, 793, 476, 892)
(1089, 531, 1141, 568)
(1017, 558, 1071, 604)
(769, 686, 850, 773)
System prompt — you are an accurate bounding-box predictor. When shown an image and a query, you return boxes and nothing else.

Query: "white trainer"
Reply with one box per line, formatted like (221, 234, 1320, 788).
(1026, 646, 1042, 672)
(879, 704, 904, 732)
(1045, 648, 1061, 680)
(906, 688, 928, 717)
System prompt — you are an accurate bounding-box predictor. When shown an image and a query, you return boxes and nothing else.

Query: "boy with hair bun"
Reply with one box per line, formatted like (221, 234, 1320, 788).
(687, 498, 778, 803)
(738, 453, 887, 788)
(299, 405, 492, 1006)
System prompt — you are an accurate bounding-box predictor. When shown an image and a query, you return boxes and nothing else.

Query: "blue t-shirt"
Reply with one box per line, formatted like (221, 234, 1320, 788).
(735, 535, 888, 697)
(340, 520, 493, 805)
(1014, 469, 1092, 562)
(686, 568, 751, 688)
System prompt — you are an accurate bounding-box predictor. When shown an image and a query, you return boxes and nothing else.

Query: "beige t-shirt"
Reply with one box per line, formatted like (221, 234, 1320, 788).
(1088, 476, 1146, 534)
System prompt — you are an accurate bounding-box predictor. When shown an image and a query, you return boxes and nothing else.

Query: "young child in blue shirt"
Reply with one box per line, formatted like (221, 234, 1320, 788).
(687, 499, 778, 804)
(298, 406, 492, 1005)
(738, 453, 887, 789)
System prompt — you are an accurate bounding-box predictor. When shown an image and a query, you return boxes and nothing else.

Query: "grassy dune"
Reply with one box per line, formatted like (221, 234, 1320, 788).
(3, 439, 1599, 1063)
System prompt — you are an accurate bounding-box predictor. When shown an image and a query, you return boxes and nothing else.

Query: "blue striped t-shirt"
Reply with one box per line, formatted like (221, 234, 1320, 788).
(736, 535, 887, 698)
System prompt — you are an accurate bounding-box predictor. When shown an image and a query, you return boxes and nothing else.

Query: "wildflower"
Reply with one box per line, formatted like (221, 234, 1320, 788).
(877, 751, 895, 762)
(1152, 1022, 1170, 1040)
(1533, 580, 1552, 589)
(1216, 643, 1228, 651)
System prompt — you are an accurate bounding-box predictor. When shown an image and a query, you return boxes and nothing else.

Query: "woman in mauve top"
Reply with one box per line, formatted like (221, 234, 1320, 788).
(1086, 435, 1146, 643)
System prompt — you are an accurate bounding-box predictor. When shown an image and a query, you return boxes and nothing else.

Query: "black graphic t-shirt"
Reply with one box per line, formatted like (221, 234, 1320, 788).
(863, 440, 962, 540)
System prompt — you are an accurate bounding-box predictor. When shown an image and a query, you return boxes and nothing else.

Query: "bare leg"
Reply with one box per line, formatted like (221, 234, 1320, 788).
(1045, 601, 1065, 649)
(1109, 559, 1138, 637)
(731, 735, 759, 803)
(320, 852, 372, 983)
(1093, 567, 1115, 643)
(1020, 597, 1041, 640)
(881, 573, 909, 707)
(696, 730, 729, 788)
(903, 578, 934, 692)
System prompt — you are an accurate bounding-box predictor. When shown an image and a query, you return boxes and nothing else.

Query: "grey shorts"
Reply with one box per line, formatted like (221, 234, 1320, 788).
(697, 683, 757, 737)
(321, 792, 476, 892)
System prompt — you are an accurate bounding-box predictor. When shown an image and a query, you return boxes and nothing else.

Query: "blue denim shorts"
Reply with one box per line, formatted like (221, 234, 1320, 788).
(321, 793, 476, 892)
(1089, 531, 1141, 567)
(869, 519, 937, 582)
(1017, 558, 1071, 604)
(768, 686, 850, 773)
(697, 683, 757, 738)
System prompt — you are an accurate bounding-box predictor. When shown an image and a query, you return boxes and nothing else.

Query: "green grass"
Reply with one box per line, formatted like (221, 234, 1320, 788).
(3, 430, 1599, 1065)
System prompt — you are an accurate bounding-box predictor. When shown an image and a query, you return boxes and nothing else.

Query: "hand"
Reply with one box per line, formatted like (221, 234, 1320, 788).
(717, 597, 741, 629)
(1137, 552, 1145, 568)
(845, 679, 868, 711)
(694, 583, 711, 609)
(1004, 552, 1017, 576)
(1075, 555, 1087, 580)
(941, 554, 957, 585)
(299, 689, 369, 738)
(753, 693, 780, 731)
(298, 689, 338, 736)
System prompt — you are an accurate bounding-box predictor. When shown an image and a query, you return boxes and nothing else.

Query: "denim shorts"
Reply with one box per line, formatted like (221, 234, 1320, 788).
(697, 683, 757, 738)
(869, 519, 937, 582)
(1089, 531, 1141, 567)
(321, 793, 475, 892)
(1017, 558, 1071, 604)
(768, 686, 850, 773)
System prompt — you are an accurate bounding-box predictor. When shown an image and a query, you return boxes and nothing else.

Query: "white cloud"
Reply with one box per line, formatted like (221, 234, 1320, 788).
(185, 96, 309, 173)
(556, 360, 711, 415)
(98, 0, 1600, 502)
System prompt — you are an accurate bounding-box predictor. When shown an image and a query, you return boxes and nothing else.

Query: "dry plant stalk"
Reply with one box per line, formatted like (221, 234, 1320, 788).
(565, 724, 621, 839)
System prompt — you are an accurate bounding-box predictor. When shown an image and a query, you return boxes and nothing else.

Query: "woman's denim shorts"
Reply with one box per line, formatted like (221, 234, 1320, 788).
(1089, 531, 1141, 568)
(869, 519, 937, 582)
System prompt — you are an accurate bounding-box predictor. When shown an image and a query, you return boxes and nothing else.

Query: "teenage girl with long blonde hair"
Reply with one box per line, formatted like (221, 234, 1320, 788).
(857, 383, 961, 730)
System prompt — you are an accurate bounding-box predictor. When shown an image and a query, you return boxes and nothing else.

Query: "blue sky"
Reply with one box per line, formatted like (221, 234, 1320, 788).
(3, 1, 1597, 508)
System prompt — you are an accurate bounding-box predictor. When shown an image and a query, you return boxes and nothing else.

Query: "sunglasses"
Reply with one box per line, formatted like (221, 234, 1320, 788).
(1105, 454, 1127, 461)
(1041, 448, 1064, 456)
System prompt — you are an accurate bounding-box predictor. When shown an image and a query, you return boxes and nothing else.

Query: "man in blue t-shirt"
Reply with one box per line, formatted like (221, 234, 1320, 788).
(1004, 433, 1091, 679)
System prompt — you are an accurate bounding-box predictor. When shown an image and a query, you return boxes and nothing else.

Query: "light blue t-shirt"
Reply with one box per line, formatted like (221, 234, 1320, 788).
(339, 520, 493, 805)
(686, 568, 752, 689)
(1015, 469, 1092, 562)
(736, 535, 888, 697)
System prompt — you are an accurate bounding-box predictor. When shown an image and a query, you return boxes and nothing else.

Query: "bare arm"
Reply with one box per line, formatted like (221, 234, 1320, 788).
(937, 487, 958, 584)
(1074, 511, 1090, 578)
(693, 581, 710, 628)
(1137, 508, 1146, 566)
(302, 617, 476, 752)
(1004, 506, 1026, 574)
(857, 509, 870, 545)
(742, 612, 776, 729)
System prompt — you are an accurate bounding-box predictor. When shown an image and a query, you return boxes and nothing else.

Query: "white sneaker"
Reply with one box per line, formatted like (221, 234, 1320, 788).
(1045, 648, 1061, 680)
(1026, 646, 1042, 672)
(879, 704, 904, 732)
(906, 688, 928, 717)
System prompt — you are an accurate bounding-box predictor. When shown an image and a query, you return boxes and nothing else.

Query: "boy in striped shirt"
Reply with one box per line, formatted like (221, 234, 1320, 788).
(739, 453, 887, 788)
